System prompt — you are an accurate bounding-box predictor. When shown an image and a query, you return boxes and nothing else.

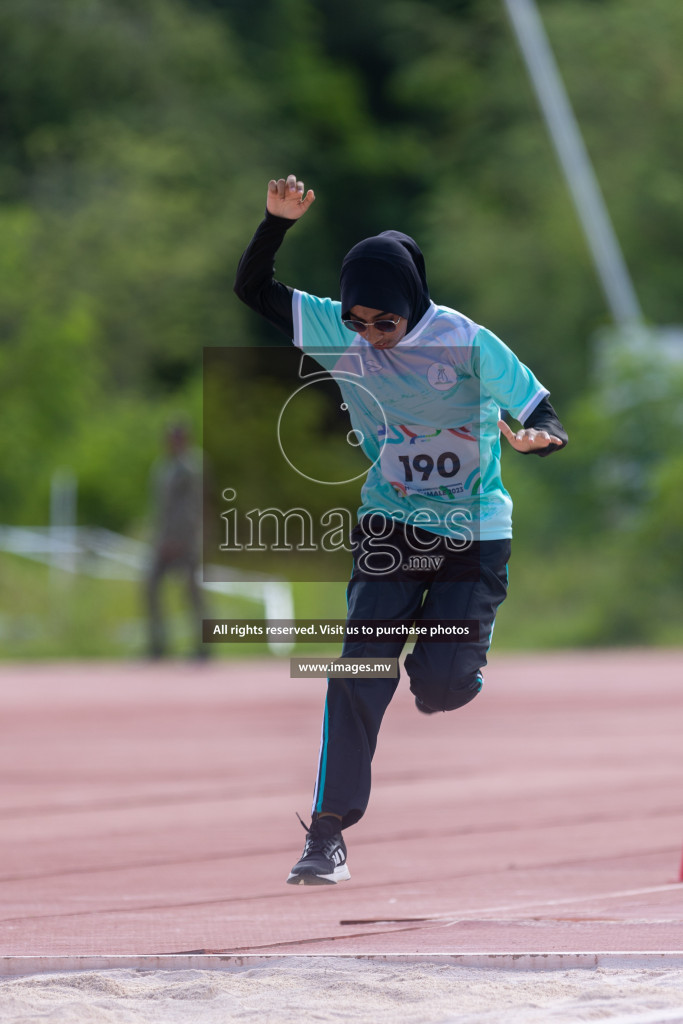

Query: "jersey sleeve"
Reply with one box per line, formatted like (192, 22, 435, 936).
(292, 290, 351, 352)
(473, 327, 549, 422)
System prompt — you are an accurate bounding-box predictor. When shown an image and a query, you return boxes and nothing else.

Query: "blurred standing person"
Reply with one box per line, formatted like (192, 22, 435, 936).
(145, 420, 206, 660)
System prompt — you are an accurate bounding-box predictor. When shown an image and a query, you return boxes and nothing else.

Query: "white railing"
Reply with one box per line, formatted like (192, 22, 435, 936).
(0, 525, 295, 654)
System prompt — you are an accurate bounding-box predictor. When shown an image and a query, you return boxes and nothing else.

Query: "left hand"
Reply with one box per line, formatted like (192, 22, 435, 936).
(498, 419, 563, 453)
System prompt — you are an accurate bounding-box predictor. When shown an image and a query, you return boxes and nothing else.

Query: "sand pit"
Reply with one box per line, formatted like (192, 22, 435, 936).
(3, 958, 683, 1023)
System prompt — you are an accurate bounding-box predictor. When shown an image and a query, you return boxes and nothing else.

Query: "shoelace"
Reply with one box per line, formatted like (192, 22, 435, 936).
(296, 812, 339, 856)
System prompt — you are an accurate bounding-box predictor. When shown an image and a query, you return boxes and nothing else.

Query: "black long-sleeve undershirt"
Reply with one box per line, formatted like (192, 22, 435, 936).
(234, 213, 568, 455)
(234, 211, 295, 337)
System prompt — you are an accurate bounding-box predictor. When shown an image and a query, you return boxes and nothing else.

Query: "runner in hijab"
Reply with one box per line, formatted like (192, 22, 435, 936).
(234, 174, 567, 885)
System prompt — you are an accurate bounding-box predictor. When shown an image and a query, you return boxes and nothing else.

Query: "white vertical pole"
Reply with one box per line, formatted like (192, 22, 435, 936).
(502, 0, 644, 326)
(50, 468, 78, 581)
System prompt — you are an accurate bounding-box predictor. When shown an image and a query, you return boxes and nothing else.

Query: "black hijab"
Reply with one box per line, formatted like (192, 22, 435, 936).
(339, 230, 431, 333)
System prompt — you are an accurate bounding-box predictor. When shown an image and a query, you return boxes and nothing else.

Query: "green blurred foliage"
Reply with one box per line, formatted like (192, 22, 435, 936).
(498, 340, 683, 644)
(0, 0, 681, 649)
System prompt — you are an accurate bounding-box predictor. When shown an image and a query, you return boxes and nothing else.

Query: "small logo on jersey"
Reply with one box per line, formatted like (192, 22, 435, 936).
(364, 358, 383, 374)
(427, 362, 458, 391)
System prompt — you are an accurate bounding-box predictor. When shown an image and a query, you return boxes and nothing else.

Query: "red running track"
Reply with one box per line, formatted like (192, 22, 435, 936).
(0, 650, 682, 958)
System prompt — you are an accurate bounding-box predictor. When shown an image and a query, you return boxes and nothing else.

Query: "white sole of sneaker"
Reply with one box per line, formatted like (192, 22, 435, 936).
(286, 864, 351, 886)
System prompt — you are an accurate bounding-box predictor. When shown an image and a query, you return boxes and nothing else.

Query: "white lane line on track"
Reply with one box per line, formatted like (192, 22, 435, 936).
(408, 882, 683, 924)
(455, 881, 683, 918)
(440, 919, 683, 927)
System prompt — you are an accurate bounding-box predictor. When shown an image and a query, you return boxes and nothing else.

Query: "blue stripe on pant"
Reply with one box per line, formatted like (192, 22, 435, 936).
(311, 533, 511, 830)
(313, 697, 329, 813)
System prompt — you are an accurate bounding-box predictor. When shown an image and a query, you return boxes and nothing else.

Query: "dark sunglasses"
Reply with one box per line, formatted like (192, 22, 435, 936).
(341, 316, 402, 334)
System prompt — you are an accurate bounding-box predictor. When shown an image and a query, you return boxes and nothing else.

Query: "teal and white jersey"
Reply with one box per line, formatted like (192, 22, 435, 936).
(292, 290, 548, 540)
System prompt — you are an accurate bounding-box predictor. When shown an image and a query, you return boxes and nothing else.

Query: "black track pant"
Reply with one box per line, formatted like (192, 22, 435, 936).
(311, 523, 511, 829)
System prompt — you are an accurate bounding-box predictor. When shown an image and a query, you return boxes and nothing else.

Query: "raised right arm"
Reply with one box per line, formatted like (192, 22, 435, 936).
(233, 212, 297, 336)
(233, 175, 316, 338)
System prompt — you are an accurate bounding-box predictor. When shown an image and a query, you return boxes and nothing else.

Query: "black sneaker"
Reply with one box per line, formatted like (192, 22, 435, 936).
(286, 814, 351, 886)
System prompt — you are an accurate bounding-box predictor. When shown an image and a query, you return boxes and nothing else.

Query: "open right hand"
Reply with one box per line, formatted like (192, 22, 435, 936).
(266, 174, 315, 220)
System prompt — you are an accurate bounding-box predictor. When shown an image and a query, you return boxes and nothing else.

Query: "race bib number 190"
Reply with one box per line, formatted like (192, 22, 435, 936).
(379, 424, 481, 499)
